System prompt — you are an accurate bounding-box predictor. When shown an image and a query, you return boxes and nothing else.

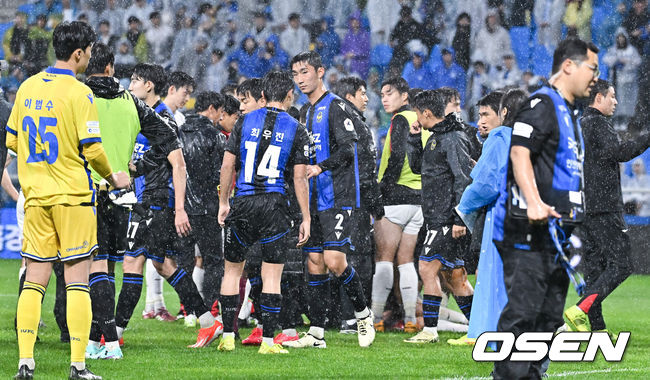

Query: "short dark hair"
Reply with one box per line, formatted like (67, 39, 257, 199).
(381, 76, 409, 95)
(86, 42, 114, 75)
(149, 11, 160, 20)
(133, 63, 167, 96)
(223, 94, 240, 115)
(477, 91, 505, 114)
(551, 38, 600, 75)
(52, 21, 97, 60)
(236, 78, 264, 101)
(194, 91, 224, 112)
(262, 70, 294, 102)
(588, 79, 612, 106)
(168, 71, 196, 93)
(335, 76, 366, 99)
(99, 19, 110, 27)
(408, 88, 423, 104)
(288, 13, 300, 21)
(290, 51, 323, 71)
(499, 88, 528, 127)
(437, 87, 460, 105)
(220, 84, 237, 97)
(413, 90, 445, 119)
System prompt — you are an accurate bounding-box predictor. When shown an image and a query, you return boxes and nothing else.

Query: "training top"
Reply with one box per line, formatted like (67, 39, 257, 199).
(6, 67, 101, 207)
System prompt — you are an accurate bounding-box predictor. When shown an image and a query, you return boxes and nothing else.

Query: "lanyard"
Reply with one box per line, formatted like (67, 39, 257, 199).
(548, 217, 586, 296)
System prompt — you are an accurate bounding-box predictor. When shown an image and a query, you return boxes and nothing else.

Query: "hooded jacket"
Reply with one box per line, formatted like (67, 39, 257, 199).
(178, 113, 226, 215)
(407, 112, 473, 227)
(228, 35, 263, 78)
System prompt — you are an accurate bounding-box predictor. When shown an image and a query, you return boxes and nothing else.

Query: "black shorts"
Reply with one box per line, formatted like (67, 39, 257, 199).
(94, 191, 130, 262)
(419, 224, 466, 270)
(224, 193, 291, 264)
(303, 208, 356, 255)
(125, 204, 177, 264)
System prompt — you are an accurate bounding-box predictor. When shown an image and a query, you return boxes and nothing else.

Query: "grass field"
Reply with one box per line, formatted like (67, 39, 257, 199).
(1, 259, 649, 379)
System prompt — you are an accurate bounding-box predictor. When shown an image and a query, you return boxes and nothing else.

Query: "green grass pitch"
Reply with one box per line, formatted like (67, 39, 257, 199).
(1, 259, 649, 379)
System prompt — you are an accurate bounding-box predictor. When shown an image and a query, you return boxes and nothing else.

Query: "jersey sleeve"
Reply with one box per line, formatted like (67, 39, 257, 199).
(131, 92, 181, 155)
(329, 100, 358, 145)
(74, 87, 102, 145)
(510, 95, 555, 155)
(5, 97, 20, 152)
(225, 117, 244, 156)
(289, 123, 311, 166)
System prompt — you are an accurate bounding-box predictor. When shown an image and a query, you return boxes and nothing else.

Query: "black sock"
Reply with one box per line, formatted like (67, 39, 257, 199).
(108, 272, 116, 295)
(167, 268, 208, 316)
(220, 295, 239, 333)
(588, 302, 606, 331)
(89, 272, 118, 342)
(259, 293, 282, 338)
(249, 276, 262, 321)
(455, 295, 473, 321)
(338, 266, 368, 315)
(307, 273, 330, 328)
(115, 273, 143, 329)
(423, 295, 442, 328)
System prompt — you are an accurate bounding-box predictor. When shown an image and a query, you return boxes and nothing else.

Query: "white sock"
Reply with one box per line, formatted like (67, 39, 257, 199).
(398, 262, 418, 324)
(262, 337, 274, 346)
(88, 340, 101, 349)
(282, 328, 297, 337)
(223, 332, 235, 338)
(354, 307, 370, 320)
(237, 280, 252, 319)
(439, 306, 468, 324)
(71, 362, 85, 371)
(144, 260, 157, 313)
(18, 358, 35, 370)
(192, 266, 205, 299)
(437, 319, 469, 333)
(423, 326, 438, 335)
(150, 261, 166, 311)
(18, 266, 26, 280)
(371, 261, 393, 323)
(198, 311, 215, 329)
(308, 326, 325, 339)
(116, 326, 124, 339)
(105, 341, 120, 351)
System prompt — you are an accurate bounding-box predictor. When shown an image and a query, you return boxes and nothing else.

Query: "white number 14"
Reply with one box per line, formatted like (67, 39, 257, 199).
(244, 141, 281, 184)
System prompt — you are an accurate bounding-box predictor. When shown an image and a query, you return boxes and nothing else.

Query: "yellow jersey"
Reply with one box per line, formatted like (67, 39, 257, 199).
(6, 67, 102, 207)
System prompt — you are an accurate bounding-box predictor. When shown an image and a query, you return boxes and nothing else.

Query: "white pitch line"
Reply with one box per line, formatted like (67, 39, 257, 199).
(549, 367, 643, 377)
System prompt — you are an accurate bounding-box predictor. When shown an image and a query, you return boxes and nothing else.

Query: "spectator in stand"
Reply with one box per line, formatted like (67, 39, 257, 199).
(76, 1, 97, 28)
(563, 0, 593, 41)
(114, 38, 136, 87)
(324, 56, 349, 90)
(467, 61, 491, 121)
(176, 35, 211, 87)
(171, 15, 198, 69)
(248, 12, 272, 47)
(228, 35, 263, 79)
(389, 6, 422, 71)
(97, 20, 119, 51)
(534, 0, 566, 51)
(623, 0, 649, 52)
(145, 11, 173, 65)
(597, 2, 627, 51)
(366, 0, 400, 45)
(316, 17, 341, 69)
(60, 0, 77, 23)
(402, 42, 435, 90)
(2, 11, 29, 67)
(449, 12, 473, 71)
(623, 159, 650, 216)
(280, 13, 310, 58)
(324, 0, 359, 33)
(215, 17, 244, 56)
(489, 53, 522, 89)
(508, 0, 534, 28)
(261, 35, 289, 74)
(269, 0, 304, 31)
(432, 48, 467, 107)
(454, 0, 488, 38)
(100, 0, 125, 36)
(24, 14, 54, 77)
(124, 0, 153, 29)
(342, 12, 371, 79)
(205, 49, 229, 93)
(421, 0, 448, 49)
(471, 9, 512, 68)
(0, 66, 25, 96)
(603, 28, 642, 126)
(124, 16, 148, 63)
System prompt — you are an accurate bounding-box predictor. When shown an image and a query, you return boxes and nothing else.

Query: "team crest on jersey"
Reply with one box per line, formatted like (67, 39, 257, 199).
(316, 111, 323, 123)
(429, 139, 437, 150)
(344, 118, 354, 131)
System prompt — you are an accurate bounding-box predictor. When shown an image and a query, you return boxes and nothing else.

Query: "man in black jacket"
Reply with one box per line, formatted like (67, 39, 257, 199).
(404, 89, 475, 344)
(563, 79, 650, 332)
(178, 91, 227, 319)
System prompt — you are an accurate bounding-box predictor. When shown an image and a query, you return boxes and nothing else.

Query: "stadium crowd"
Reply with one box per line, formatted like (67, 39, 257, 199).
(1, 1, 650, 380)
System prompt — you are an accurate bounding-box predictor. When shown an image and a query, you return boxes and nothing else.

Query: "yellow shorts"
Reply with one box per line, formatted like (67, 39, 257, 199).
(22, 204, 98, 262)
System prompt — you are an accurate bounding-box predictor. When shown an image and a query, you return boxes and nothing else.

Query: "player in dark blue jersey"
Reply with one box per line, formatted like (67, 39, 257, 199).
(217, 70, 311, 354)
(286, 51, 375, 349)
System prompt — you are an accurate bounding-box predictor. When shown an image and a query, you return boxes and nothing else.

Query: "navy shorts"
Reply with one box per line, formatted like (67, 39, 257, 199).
(303, 208, 356, 256)
(419, 224, 466, 270)
(125, 204, 177, 263)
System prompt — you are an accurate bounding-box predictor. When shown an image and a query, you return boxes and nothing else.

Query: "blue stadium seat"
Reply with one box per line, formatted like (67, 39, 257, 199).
(591, 6, 609, 49)
(0, 22, 13, 60)
(510, 26, 531, 71)
(531, 44, 553, 77)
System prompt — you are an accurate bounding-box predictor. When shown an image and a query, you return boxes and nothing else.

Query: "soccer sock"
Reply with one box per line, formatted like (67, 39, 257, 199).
(338, 266, 369, 318)
(307, 273, 330, 329)
(259, 293, 282, 339)
(89, 272, 119, 343)
(144, 260, 157, 313)
(282, 328, 298, 337)
(577, 293, 599, 314)
(371, 261, 393, 323)
(167, 268, 208, 317)
(422, 294, 442, 328)
(192, 266, 205, 300)
(17, 281, 45, 364)
(249, 275, 262, 321)
(398, 262, 418, 324)
(108, 272, 116, 294)
(455, 295, 473, 322)
(220, 294, 240, 333)
(66, 283, 91, 365)
(115, 273, 143, 330)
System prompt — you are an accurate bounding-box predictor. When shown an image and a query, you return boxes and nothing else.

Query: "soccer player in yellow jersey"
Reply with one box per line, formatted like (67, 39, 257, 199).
(6, 21, 129, 380)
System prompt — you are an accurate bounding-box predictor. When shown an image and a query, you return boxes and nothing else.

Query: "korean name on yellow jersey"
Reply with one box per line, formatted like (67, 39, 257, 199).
(6, 67, 102, 207)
